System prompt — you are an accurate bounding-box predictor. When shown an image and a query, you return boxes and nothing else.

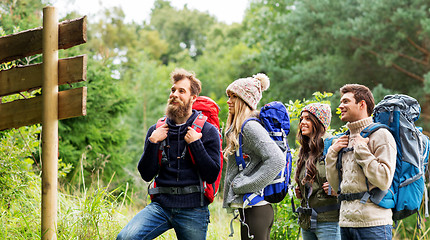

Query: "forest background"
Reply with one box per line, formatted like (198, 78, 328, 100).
(1, 0, 430, 239)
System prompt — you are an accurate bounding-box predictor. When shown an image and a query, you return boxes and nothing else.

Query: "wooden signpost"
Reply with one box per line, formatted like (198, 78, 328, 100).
(0, 7, 87, 240)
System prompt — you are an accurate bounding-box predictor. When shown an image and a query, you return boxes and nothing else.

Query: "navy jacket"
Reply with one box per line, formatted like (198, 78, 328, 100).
(138, 110, 221, 208)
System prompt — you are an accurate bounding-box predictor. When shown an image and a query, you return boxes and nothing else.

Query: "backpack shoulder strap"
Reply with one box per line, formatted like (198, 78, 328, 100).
(187, 113, 208, 165)
(190, 113, 209, 206)
(191, 113, 207, 133)
(323, 137, 335, 157)
(334, 131, 350, 194)
(235, 117, 261, 170)
(156, 116, 167, 128)
(360, 122, 390, 138)
(156, 116, 168, 166)
(240, 117, 261, 133)
(324, 131, 350, 157)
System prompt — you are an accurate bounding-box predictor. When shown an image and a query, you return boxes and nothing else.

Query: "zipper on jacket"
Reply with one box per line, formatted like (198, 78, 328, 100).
(177, 126, 181, 181)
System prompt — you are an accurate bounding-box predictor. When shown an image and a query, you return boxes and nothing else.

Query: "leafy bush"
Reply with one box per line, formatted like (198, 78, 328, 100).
(0, 125, 129, 239)
(271, 197, 300, 240)
(0, 126, 40, 211)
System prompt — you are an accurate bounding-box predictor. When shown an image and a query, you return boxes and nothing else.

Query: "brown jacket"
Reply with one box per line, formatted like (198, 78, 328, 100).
(297, 146, 339, 230)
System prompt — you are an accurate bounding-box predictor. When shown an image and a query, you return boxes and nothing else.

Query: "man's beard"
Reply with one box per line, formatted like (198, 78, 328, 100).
(165, 97, 193, 123)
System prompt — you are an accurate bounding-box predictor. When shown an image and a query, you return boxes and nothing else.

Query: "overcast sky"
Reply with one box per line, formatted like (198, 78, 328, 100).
(53, 0, 249, 24)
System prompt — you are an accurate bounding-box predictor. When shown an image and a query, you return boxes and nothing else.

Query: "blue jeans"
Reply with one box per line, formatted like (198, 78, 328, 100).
(302, 222, 341, 240)
(340, 225, 392, 240)
(116, 202, 210, 240)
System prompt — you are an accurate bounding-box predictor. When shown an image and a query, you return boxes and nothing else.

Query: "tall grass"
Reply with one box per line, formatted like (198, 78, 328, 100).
(56, 184, 125, 239)
(393, 202, 430, 240)
(0, 174, 125, 239)
(0, 170, 241, 239)
(0, 174, 41, 239)
(2, 176, 429, 240)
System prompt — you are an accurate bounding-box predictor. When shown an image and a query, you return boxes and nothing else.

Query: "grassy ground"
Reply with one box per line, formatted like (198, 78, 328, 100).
(2, 172, 428, 239)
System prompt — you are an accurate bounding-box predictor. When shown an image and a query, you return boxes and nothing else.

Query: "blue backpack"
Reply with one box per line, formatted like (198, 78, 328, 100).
(235, 101, 293, 207)
(337, 94, 430, 221)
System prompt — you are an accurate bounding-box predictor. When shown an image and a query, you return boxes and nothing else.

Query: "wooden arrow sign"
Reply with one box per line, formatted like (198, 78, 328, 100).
(0, 55, 87, 97)
(0, 16, 86, 64)
(0, 87, 87, 131)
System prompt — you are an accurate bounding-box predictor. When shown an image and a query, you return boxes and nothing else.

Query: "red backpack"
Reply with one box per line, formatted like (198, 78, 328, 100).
(150, 96, 223, 204)
(192, 96, 223, 203)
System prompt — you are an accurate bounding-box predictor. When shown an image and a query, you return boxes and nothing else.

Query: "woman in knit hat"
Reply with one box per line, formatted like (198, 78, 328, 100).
(294, 103, 340, 240)
(223, 74, 285, 240)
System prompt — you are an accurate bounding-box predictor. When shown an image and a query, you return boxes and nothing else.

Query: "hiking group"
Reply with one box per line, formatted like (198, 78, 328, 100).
(117, 68, 429, 240)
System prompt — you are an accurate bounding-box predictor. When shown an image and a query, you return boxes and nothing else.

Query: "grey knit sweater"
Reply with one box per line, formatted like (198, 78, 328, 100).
(223, 120, 286, 209)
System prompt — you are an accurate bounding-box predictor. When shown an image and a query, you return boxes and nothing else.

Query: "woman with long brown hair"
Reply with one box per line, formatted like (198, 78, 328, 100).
(294, 103, 340, 240)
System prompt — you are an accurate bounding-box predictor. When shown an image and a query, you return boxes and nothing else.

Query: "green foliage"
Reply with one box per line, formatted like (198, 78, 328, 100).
(0, 60, 16, 71)
(0, 0, 44, 34)
(372, 84, 399, 104)
(121, 57, 171, 166)
(0, 172, 40, 240)
(56, 183, 125, 239)
(243, 0, 296, 69)
(244, 0, 430, 117)
(150, 0, 217, 61)
(0, 126, 40, 209)
(0, 125, 72, 239)
(425, 72, 430, 94)
(1, 176, 127, 240)
(58, 57, 134, 186)
(271, 197, 301, 240)
(0, 126, 127, 239)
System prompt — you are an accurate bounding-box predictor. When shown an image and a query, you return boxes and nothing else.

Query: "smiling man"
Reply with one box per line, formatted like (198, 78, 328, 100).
(117, 68, 221, 240)
(325, 84, 396, 240)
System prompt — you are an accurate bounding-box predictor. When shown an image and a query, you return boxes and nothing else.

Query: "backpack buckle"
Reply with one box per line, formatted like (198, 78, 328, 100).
(170, 187, 179, 194)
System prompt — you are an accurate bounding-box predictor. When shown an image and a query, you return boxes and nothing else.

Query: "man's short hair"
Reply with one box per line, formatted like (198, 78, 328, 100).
(170, 68, 201, 96)
(340, 84, 375, 116)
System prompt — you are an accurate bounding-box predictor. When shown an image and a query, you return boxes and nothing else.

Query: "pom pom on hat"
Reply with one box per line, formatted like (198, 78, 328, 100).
(253, 73, 270, 91)
(226, 73, 270, 110)
(301, 103, 332, 130)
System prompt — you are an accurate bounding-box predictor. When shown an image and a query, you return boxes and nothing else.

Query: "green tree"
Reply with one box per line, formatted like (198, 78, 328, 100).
(120, 55, 171, 168)
(150, 0, 217, 62)
(58, 57, 133, 186)
(0, 0, 44, 33)
(244, 0, 430, 122)
(242, 0, 298, 101)
(194, 22, 261, 96)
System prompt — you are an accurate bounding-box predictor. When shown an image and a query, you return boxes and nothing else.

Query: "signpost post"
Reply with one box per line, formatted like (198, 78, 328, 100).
(41, 7, 59, 239)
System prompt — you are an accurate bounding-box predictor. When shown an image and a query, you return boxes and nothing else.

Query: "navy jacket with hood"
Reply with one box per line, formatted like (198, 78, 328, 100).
(138, 110, 221, 208)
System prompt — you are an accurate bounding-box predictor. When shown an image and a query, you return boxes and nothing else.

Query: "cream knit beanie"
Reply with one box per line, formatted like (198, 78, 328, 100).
(226, 73, 270, 110)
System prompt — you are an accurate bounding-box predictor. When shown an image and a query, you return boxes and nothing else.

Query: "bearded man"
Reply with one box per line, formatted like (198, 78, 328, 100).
(117, 68, 221, 240)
